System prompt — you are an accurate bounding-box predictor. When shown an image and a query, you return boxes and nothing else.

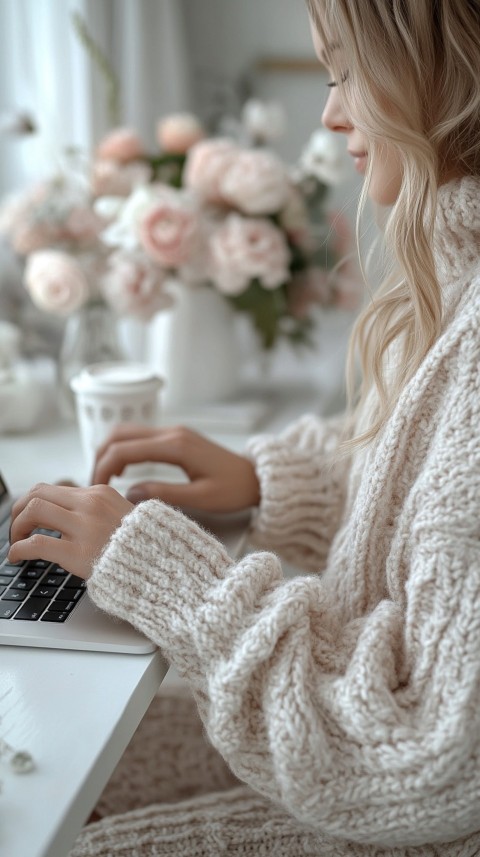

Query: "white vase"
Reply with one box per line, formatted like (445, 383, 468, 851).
(117, 316, 148, 362)
(147, 280, 241, 412)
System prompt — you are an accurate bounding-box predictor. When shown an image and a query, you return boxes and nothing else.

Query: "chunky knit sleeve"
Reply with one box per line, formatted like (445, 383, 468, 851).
(87, 285, 480, 850)
(245, 413, 350, 572)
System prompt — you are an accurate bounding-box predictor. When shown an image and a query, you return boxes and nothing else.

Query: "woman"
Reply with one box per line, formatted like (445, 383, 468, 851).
(9, 1, 480, 854)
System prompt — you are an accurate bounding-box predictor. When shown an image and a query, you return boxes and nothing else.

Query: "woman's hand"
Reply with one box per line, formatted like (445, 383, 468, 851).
(91, 424, 261, 513)
(8, 483, 133, 579)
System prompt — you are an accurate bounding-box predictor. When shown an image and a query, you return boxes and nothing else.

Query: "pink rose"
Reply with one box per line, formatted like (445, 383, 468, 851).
(65, 207, 104, 244)
(220, 150, 290, 215)
(96, 128, 145, 163)
(10, 207, 103, 256)
(209, 214, 291, 296)
(183, 138, 239, 204)
(24, 251, 90, 316)
(156, 113, 205, 154)
(0, 184, 46, 235)
(101, 250, 173, 320)
(11, 222, 57, 255)
(91, 159, 151, 197)
(139, 188, 201, 269)
(0, 184, 51, 254)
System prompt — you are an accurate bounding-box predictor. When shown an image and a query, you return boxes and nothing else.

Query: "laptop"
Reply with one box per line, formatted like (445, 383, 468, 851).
(0, 469, 250, 654)
(0, 469, 158, 653)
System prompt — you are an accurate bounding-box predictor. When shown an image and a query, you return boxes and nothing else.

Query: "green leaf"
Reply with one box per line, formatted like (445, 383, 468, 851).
(228, 280, 286, 349)
(225, 280, 319, 351)
(146, 153, 186, 186)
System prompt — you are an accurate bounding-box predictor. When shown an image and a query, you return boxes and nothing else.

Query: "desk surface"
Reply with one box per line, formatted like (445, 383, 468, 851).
(1, 646, 167, 857)
(0, 364, 331, 857)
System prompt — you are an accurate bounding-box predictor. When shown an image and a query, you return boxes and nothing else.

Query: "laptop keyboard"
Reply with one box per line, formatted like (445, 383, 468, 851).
(0, 519, 86, 622)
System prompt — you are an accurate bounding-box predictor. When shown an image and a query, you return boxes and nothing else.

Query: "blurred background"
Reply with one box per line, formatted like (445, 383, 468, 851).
(0, 0, 362, 204)
(0, 0, 369, 435)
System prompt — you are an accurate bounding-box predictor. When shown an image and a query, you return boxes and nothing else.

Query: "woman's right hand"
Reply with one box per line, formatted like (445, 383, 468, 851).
(90, 423, 261, 513)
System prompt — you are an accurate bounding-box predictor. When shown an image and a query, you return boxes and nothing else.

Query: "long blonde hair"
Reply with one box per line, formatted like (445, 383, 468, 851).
(307, 0, 480, 450)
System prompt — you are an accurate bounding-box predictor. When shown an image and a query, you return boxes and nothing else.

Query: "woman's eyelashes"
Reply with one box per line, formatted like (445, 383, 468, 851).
(326, 70, 349, 88)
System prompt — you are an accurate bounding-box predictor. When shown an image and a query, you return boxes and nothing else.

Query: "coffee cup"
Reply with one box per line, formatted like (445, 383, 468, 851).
(70, 361, 163, 477)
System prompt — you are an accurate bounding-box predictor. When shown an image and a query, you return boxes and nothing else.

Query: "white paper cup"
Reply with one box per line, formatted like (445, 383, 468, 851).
(70, 361, 163, 476)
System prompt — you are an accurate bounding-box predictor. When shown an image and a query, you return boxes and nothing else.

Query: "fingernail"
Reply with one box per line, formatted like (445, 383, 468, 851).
(126, 489, 143, 504)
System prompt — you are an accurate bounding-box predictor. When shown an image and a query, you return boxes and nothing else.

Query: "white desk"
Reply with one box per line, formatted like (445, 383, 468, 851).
(0, 646, 167, 857)
(0, 387, 170, 857)
(0, 364, 332, 857)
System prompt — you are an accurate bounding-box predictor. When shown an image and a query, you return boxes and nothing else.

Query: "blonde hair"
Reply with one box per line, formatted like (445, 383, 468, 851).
(307, 0, 480, 450)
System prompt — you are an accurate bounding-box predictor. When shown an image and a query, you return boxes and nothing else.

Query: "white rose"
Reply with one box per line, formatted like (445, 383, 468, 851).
(101, 250, 173, 320)
(220, 150, 290, 215)
(98, 184, 158, 251)
(298, 129, 350, 185)
(24, 250, 90, 316)
(241, 99, 286, 144)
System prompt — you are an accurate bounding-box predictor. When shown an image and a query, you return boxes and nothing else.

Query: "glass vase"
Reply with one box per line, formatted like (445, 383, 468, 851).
(57, 301, 124, 419)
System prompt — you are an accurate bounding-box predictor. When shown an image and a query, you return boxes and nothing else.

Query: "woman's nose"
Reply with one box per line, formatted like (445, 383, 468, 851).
(321, 88, 352, 134)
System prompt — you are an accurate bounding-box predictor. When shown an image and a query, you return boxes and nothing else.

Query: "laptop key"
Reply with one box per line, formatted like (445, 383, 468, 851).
(47, 599, 76, 613)
(43, 575, 66, 587)
(14, 597, 50, 621)
(24, 559, 52, 571)
(34, 586, 58, 599)
(41, 611, 69, 623)
(35, 528, 61, 538)
(11, 579, 37, 591)
(55, 588, 84, 603)
(18, 568, 45, 580)
(2, 590, 27, 602)
(0, 603, 17, 619)
(0, 564, 23, 577)
(64, 576, 86, 589)
(51, 564, 68, 575)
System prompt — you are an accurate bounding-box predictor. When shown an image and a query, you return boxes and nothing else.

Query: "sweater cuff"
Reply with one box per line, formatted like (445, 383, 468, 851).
(245, 432, 344, 570)
(87, 500, 233, 650)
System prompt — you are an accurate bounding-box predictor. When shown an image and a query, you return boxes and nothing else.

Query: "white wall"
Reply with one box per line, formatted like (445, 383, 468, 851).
(0, 0, 193, 194)
(182, 0, 318, 156)
(0, 0, 362, 220)
(181, 0, 362, 224)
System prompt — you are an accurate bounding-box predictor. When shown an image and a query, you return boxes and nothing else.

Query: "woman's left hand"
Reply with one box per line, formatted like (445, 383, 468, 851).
(8, 483, 133, 580)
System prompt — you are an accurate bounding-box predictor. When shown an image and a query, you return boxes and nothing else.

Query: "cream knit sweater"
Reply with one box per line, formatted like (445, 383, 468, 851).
(86, 176, 480, 855)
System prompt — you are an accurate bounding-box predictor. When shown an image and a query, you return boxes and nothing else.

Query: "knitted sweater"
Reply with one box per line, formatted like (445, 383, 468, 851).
(88, 176, 480, 855)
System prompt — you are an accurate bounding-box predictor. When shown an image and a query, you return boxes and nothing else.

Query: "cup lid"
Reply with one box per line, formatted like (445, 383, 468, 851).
(70, 361, 164, 395)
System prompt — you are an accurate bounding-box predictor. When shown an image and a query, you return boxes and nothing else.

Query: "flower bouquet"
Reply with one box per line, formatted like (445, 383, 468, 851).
(0, 156, 172, 322)
(91, 109, 356, 351)
(0, 95, 358, 350)
(0, 156, 174, 413)
(0, 100, 361, 415)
